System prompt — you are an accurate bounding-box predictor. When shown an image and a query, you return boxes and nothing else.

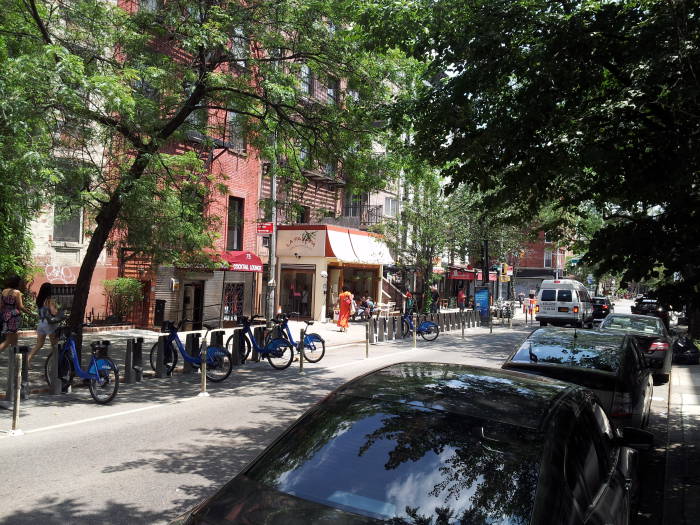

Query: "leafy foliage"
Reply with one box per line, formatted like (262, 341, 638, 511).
(357, 0, 700, 322)
(103, 277, 143, 320)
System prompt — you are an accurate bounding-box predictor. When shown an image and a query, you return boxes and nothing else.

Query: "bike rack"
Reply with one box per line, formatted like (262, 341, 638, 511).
(124, 337, 144, 384)
(377, 318, 386, 342)
(252, 326, 265, 362)
(183, 333, 200, 374)
(90, 340, 111, 358)
(229, 328, 242, 366)
(1, 346, 30, 412)
(387, 316, 395, 340)
(155, 335, 168, 378)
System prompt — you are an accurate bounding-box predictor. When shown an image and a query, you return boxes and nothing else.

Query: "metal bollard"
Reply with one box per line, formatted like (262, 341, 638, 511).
(378, 318, 386, 342)
(125, 339, 136, 384)
(252, 326, 265, 362)
(198, 337, 209, 397)
(183, 334, 196, 374)
(10, 347, 27, 435)
(368, 318, 375, 345)
(365, 322, 370, 358)
(211, 330, 225, 348)
(133, 338, 144, 382)
(461, 311, 465, 339)
(298, 328, 305, 373)
(49, 343, 62, 395)
(387, 316, 395, 340)
(230, 329, 242, 366)
(438, 313, 445, 333)
(413, 314, 417, 349)
(155, 335, 167, 378)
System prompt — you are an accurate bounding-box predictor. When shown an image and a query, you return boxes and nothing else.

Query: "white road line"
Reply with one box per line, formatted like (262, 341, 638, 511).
(1, 344, 426, 438)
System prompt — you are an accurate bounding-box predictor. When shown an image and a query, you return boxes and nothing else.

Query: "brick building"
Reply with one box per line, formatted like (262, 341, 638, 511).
(512, 231, 569, 297)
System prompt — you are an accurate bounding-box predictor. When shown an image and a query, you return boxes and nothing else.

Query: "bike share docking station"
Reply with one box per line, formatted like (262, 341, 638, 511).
(1, 345, 30, 436)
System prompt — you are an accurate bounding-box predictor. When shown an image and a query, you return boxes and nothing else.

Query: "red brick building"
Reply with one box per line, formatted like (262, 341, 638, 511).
(511, 231, 569, 297)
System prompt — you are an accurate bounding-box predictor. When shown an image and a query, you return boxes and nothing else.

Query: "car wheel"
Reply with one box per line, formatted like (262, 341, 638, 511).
(653, 373, 670, 386)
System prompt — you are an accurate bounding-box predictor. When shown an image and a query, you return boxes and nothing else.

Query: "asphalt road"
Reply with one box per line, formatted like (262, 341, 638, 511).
(0, 323, 531, 525)
(0, 306, 670, 525)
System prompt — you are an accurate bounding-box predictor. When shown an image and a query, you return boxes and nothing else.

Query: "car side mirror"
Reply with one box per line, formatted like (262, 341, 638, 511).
(615, 427, 654, 451)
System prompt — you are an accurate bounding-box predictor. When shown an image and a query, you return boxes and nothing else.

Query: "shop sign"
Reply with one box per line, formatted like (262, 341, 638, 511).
(277, 229, 326, 257)
(448, 268, 476, 280)
(257, 222, 274, 234)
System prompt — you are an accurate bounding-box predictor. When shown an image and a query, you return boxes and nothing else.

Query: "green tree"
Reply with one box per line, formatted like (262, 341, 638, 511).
(358, 0, 700, 334)
(103, 277, 143, 320)
(9, 0, 393, 339)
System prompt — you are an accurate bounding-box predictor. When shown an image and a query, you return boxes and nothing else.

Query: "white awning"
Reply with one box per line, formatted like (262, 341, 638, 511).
(326, 229, 360, 262)
(350, 234, 394, 265)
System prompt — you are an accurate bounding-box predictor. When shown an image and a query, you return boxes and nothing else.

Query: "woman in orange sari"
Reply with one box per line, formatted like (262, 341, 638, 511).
(337, 286, 354, 332)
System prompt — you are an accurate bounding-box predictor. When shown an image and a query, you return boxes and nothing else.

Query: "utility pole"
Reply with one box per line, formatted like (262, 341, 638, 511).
(265, 131, 278, 325)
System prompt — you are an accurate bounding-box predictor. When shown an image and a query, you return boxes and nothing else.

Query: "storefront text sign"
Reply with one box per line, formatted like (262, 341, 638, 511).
(256, 222, 274, 234)
(277, 229, 326, 257)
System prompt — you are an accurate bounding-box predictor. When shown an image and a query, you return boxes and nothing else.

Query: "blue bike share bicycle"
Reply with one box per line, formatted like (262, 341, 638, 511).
(148, 320, 233, 381)
(401, 311, 440, 341)
(265, 312, 325, 363)
(44, 325, 120, 404)
(225, 315, 295, 370)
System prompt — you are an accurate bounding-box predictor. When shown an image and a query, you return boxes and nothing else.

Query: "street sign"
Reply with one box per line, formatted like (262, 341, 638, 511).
(587, 274, 594, 285)
(257, 222, 274, 235)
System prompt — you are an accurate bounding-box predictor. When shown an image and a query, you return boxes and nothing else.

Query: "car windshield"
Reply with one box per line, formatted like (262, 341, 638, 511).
(602, 316, 662, 335)
(512, 330, 623, 372)
(244, 396, 542, 524)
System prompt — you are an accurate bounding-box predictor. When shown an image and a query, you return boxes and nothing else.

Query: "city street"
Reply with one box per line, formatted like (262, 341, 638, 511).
(0, 303, 685, 525)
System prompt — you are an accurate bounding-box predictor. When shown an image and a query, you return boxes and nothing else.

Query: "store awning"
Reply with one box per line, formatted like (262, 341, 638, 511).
(326, 229, 361, 263)
(221, 251, 263, 272)
(448, 268, 477, 280)
(349, 233, 394, 265)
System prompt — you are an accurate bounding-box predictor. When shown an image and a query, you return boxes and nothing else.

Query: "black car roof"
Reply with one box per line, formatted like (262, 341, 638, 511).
(333, 362, 577, 431)
(508, 327, 628, 373)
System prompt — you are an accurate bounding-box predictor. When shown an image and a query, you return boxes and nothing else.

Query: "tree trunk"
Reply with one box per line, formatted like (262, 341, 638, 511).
(689, 304, 700, 339)
(69, 153, 150, 352)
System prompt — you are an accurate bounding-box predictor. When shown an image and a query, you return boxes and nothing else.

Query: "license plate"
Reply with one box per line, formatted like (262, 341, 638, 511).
(558, 307, 569, 312)
(543, 306, 555, 311)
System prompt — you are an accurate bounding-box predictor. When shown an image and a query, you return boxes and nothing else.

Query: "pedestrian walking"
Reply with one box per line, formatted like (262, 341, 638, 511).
(28, 282, 62, 365)
(0, 275, 32, 355)
(430, 286, 440, 313)
(336, 286, 354, 332)
(457, 286, 466, 312)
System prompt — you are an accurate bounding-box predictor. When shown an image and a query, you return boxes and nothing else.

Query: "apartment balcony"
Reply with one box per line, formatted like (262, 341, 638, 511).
(328, 204, 384, 229)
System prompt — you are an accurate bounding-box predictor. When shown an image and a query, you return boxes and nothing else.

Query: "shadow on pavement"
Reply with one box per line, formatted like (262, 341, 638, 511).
(0, 498, 163, 525)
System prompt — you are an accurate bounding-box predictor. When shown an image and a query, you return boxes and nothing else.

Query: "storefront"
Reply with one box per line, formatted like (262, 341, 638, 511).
(276, 225, 394, 321)
(152, 251, 262, 330)
(446, 266, 478, 305)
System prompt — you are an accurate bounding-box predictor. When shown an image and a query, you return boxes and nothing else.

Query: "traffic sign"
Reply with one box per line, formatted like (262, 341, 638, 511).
(257, 222, 274, 235)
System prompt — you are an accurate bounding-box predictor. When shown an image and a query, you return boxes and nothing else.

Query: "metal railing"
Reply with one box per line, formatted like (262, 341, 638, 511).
(341, 204, 383, 226)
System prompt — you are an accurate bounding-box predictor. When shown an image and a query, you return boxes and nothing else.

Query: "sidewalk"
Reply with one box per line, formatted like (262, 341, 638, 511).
(664, 364, 700, 525)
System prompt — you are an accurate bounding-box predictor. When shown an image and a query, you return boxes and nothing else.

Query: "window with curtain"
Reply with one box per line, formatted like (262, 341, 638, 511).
(226, 111, 246, 152)
(300, 64, 313, 95)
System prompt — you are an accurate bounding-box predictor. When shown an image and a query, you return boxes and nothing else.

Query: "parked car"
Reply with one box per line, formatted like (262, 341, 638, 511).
(599, 313, 674, 384)
(591, 296, 614, 321)
(535, 279, 594, 328)
(631, 298, 670, 329)
(170, 362, 652, 525)
(502, 327, 653, 428)
(672, 336, 700, 365)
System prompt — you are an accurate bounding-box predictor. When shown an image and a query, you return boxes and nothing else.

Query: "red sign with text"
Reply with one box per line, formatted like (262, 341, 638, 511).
(256, 222, 274, 235)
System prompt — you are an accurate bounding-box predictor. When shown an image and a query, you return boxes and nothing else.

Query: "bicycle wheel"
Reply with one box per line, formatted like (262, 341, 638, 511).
(302, 333, 325, 363)
(401, 319, 411, 338)
(420, 322, 440, 341)
(225, 333, 251, 363)
(88, 358, 120, 404)
(266, 338, 294, 370)
(206, 346, 233, 382)
(264, 327, 290, 347)
(149, 341, 178, 374)
(44, 351, 75, 389)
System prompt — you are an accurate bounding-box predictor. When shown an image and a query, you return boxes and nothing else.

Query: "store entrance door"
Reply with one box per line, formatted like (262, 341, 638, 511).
(182, 281, 204, 330)
(280, 266, 314, 317)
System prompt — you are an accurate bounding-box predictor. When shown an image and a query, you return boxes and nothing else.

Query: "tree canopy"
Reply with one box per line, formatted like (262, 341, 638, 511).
(357, 0, 700, 314)
(4, 0, 395, 331)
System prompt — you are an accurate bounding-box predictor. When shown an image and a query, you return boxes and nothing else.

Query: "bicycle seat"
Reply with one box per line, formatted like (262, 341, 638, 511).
(288, 312, 300, 317)
(240, 315, 250, 324)
(202, 323, 214, 331)
(271, 317, 283, 325)
(305, 320, 314, 326)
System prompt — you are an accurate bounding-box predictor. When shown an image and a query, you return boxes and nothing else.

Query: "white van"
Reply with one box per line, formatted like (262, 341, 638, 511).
(535, 279, 594, 328)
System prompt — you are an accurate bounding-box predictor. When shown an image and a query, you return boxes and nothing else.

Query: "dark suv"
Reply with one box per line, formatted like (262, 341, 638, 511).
(592, 296, 614, 320)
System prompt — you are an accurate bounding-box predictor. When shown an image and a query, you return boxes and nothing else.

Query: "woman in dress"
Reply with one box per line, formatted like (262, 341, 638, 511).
(0, 275, 32, 354)
(336, 286, 353, 332)
(28, 283, 62, 365)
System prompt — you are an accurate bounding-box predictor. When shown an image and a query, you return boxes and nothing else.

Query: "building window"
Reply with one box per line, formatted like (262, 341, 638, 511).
(384, 197, 399, 217)
(139, 0, 160, 12)
(344, 193, 366, 217)
(322, 161, 336, 177)
(544, 231, 553, 243)
(226, 197, 244, 251)
(296, 205, 311, 224)
(226, 111, 246, 152)
(53, 206, 82, 243)
(300, 64, 313, 95)
(544, 249, 553, 268)
(326, 77, 339, 105)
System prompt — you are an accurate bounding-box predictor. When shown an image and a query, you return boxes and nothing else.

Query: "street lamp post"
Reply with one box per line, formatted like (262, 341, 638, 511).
(266, 132, 278, 325)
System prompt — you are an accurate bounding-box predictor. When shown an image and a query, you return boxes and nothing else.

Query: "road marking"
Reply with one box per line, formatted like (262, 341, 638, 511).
(0, 344, 422, 438)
